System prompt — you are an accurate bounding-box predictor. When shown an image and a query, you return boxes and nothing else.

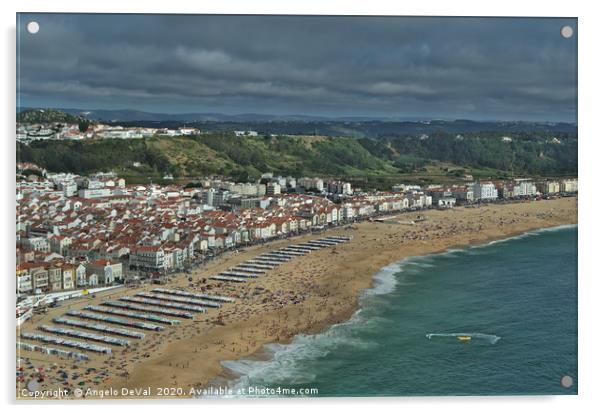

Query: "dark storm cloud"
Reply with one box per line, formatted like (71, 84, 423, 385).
(17, 14, 577, 121)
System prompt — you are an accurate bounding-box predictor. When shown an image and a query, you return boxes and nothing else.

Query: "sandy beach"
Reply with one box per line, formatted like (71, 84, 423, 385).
(16, 197, 577, 399)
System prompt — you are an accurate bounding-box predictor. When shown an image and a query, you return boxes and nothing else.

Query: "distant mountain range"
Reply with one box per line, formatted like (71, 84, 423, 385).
(17, 108, 577, 138)
(17, 107, 576, 125)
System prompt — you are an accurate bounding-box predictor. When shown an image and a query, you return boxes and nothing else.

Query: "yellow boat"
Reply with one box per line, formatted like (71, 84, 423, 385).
(457, 336, 472, 342)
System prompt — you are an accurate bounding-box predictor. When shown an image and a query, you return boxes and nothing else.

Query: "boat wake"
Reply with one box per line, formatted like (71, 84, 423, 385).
(425, 332, 501, 344)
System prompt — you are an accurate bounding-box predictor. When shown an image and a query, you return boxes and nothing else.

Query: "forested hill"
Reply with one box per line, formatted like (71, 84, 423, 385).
(106, 119, 577, 138)
(17, 109, 83, 124)
(17, 108, 576, 137)
(17, 131, 577, 188)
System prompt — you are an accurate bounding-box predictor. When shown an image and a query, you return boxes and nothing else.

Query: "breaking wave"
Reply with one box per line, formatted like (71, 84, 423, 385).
(470, 224, 577, 250)
(214, 259, 410, 397)
(361, 261, 401, 298)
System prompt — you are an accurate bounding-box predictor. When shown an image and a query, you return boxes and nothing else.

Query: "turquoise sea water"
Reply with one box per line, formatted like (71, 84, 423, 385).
(222, 225, 578, 397)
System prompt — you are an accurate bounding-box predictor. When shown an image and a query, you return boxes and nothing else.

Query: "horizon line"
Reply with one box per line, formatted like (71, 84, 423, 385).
(16, 106, 578, 125)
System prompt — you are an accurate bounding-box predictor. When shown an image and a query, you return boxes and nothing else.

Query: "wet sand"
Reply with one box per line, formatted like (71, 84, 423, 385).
(16, 197, 577, 399)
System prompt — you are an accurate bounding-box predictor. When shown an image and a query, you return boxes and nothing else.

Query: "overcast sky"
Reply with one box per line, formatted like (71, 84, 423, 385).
(17, 14, 577, 122)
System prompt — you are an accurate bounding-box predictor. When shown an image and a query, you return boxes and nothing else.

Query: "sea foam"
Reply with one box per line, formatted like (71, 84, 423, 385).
(219, 260, 405, 396)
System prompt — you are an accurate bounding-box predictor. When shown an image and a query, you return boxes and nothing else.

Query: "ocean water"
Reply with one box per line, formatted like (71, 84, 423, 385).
(222, 225, 578, 397)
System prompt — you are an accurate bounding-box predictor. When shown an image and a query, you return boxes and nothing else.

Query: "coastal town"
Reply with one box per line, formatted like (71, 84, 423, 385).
(16, 116, 254, 143)
(17, 161, 577, 300)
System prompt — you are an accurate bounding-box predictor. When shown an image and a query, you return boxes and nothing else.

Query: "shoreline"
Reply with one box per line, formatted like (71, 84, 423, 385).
(214, 222, 578, 392)
(17, 197, 577, 399)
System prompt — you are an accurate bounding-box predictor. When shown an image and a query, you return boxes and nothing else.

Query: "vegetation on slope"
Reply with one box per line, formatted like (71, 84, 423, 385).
(359, 133, 577, 176)
(17, 109, 83, 124)
(16, 130, 577, 189)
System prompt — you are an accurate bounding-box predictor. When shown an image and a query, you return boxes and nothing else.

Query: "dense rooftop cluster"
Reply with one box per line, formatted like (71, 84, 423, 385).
(16, 163, 577, 298)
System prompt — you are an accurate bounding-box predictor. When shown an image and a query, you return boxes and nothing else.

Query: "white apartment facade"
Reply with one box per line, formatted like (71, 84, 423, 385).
(473, 182, 499, 200)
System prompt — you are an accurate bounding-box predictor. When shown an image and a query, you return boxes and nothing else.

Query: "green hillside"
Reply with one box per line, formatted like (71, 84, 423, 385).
(16, 130, 577, 189)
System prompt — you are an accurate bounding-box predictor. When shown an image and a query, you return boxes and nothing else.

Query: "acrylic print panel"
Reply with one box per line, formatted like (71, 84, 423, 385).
(15, 14, 577, 400)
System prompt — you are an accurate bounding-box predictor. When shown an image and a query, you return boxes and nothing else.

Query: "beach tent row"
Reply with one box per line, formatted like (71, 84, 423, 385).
(324, 235, 352, 241)
(138, 291, 221, 308)
(21, 332, 112, 354)
(39, 324, 131, 347)
(228, 266, 266, 274)
(238, 263, 274, 270)
(254, 254, 290, 262)
(65, 310, 164, 331)
(219, 271, 260, 278)
(17, 342, 90, 361)
(209, 236, 352, 284)
(84, 305, 180, 325)
(101, 300, 194, 319)
(151, 288, 235, 303)
(121, 296, 208, 313)
(209, 275, 248, 283)
(53, 316, 146, 339)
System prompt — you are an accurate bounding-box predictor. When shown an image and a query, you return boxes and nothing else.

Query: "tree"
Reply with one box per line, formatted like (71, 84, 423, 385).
(78, 119, 90, 133)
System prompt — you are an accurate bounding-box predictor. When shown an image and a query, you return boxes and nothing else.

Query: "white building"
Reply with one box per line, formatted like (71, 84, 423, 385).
(78, 188, 112, 198)
(298, 177, 324, 191)
(229, 183, 265, 196)
(129, 246, 165, 272)
(201, 188, 215, 206)
(560, 178, 578, 193)
(438, 197, 457, 208)
(473, 182, 498, 200)
(392, 184, 421, 192)
(266, 182, 281, 195)
(537, 181, 560, 194)
(213, 190, 230, 206)
(513, 180, 537, 197)
(328, 181, 353, 195)
(60, 182, 78, 197)
(285, 176, 297, 188)
(234, 130, 259, 137)
(178, 127, 200, 135)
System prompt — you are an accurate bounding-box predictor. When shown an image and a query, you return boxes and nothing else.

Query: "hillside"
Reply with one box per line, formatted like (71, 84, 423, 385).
(16, 131, 577, 189)
(16, 109, 83, 124)
(108, 119, 577, 138)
